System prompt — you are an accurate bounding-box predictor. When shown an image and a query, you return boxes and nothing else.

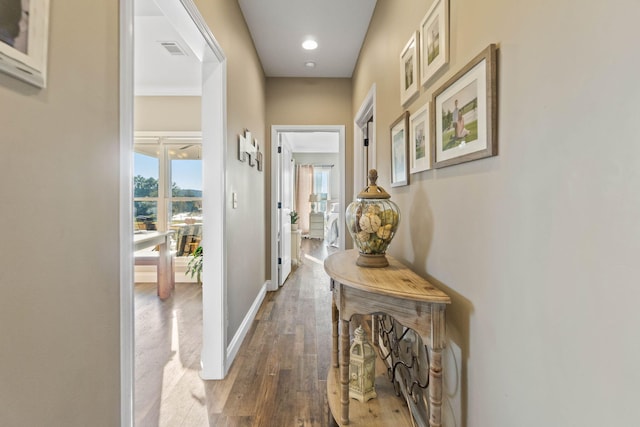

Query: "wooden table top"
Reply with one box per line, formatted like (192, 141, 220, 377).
(324, 250, 450, 304)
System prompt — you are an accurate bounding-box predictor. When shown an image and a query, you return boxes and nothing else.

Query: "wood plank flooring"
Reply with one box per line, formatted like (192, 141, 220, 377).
(135, 238, 339, 426)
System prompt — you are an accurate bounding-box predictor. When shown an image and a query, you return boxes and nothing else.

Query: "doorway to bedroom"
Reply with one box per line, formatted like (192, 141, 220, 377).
(270, 125, 345, 289)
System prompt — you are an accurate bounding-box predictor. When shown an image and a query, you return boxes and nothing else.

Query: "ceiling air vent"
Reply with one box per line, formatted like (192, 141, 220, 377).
(159, 41, 188, 56)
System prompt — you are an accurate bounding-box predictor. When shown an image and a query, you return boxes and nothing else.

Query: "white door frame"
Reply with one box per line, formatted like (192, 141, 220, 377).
(278, 136, 293, 287)
(270, 125, 346, 291)
(120, 0, 227, 424)
(354, 83, 377, 192)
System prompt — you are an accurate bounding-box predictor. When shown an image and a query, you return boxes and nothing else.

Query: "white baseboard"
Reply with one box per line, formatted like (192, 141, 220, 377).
(225, 281, 267, 370)
(266, 279, 276, 291)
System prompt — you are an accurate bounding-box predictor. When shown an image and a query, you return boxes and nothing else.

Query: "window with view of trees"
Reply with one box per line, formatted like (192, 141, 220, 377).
(134, 152, 159, 230)
(134, 137, 202, 256)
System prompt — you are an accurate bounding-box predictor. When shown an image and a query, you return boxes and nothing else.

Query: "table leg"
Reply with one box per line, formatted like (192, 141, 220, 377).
(340, 318, 350, 425)
(429, 305, 446, 427)
(157, 236, 171, 299)
(372, 314, 379, 346)
(332, 297, 339, 369)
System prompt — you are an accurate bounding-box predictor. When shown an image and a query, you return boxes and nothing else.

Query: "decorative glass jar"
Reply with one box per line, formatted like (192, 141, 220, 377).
(345, 169, 400, 268)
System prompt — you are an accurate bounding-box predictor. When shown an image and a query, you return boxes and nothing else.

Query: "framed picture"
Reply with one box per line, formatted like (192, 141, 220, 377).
(409, 103, 431, 174)
(0, 0, 50, 88)
(420, 0, 449, 87)
(400, 32, 419, 107)
(390, 111, 409, 187)
(432, 44, 497, 169)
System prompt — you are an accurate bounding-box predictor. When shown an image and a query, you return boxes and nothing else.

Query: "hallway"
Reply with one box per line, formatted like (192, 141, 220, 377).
(135, 239, 338, 426)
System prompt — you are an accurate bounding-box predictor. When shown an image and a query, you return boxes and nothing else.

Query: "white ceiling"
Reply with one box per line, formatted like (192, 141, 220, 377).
(134, 0, 377, 95)
(282, 132, 339, 153)
(238, 0, 377, 78)
(134, 0, 202, 95)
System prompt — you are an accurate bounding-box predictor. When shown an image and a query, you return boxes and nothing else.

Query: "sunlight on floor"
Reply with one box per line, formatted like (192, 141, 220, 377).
(158, 309, 208, 426)
(304, 253, 324, 265)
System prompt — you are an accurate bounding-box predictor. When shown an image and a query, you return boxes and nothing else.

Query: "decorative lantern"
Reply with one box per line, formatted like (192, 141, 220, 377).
(349, 325, 377, 402)
(345, 169, 400, 267)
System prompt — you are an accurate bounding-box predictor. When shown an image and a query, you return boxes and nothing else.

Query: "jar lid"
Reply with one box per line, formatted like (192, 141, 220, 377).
(357, 169, 390, 199)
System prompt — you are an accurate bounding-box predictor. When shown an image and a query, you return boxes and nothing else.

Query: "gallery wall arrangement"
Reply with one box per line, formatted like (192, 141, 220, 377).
(396, 0, 499, 176)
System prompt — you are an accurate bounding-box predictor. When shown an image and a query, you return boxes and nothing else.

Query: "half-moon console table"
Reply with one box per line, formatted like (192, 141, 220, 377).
(324, 250, 451, 426)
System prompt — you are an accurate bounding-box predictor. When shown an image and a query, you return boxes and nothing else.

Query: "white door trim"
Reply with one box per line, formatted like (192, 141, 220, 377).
(119, 1, 134, 424)
(270, 125, 346, 291)
(200, 41, 228, 380)
(354, 83, 377, 193)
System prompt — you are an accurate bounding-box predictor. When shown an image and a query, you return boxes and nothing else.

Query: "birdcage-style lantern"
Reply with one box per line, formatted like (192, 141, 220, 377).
(349, 325, 377, 402)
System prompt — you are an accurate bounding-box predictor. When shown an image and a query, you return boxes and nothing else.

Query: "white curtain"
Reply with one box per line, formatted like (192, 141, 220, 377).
(295, 165, 313, 232)
(313, 166, 332, 214)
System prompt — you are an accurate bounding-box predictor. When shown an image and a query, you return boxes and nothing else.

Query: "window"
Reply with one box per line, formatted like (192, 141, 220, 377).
(313, 166, 332, 213)
(134, 136, 202, 256)
(168, 143, 202, 226)
(134, 146, 160, 231)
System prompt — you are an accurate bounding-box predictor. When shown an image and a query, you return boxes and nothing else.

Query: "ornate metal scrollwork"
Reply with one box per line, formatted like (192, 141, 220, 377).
(376, 314, 431, 427)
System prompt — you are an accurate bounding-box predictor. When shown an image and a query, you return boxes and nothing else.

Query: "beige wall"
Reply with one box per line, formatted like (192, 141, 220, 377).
(135, 96, 201, 131)
(265, 78, 353, 272)
(0, 1, 120, 425)
(195, 0, 267, 343)
(353, 0, 640, 425)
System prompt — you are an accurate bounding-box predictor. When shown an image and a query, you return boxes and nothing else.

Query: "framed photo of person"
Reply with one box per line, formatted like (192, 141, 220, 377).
(390, 111, 409, 187)
(409, 103, 431, 174)
(0, 0, 50, 88)
(432, 44, 498, 169)
(399, 32, 419, 107)
(420, 0, 449, 87)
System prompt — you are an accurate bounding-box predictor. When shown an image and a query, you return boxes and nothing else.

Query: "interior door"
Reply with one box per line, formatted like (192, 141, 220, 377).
(278, 136, 293, 286)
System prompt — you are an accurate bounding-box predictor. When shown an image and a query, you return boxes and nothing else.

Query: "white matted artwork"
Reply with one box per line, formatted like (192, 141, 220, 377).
(432, 44, 498, 168)
(420, 0, 449, 87)
(409, 103, 431, 174)
(390, 111, 409, 187)
(399, 31, 419, 107)
(0, 0, 50, 88)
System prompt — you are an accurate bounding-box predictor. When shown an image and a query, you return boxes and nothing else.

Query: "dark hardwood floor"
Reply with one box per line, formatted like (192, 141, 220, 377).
(135, 238, 339, 426)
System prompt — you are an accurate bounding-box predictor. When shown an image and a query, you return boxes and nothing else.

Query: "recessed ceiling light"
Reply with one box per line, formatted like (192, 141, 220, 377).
(304, 61, 316, 68)
(302, 39, 318, 50)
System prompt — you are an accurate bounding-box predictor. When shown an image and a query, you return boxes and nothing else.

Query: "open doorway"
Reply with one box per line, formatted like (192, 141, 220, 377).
(120, 0, 227, 424)
(270, 125, 346, 290)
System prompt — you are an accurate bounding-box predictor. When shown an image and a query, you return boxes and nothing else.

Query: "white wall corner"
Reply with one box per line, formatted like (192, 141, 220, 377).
(225, 282, 268, 369)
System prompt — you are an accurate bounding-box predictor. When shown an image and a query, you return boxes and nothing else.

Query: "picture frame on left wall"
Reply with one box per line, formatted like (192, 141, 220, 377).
(0, 0, 50, 88)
